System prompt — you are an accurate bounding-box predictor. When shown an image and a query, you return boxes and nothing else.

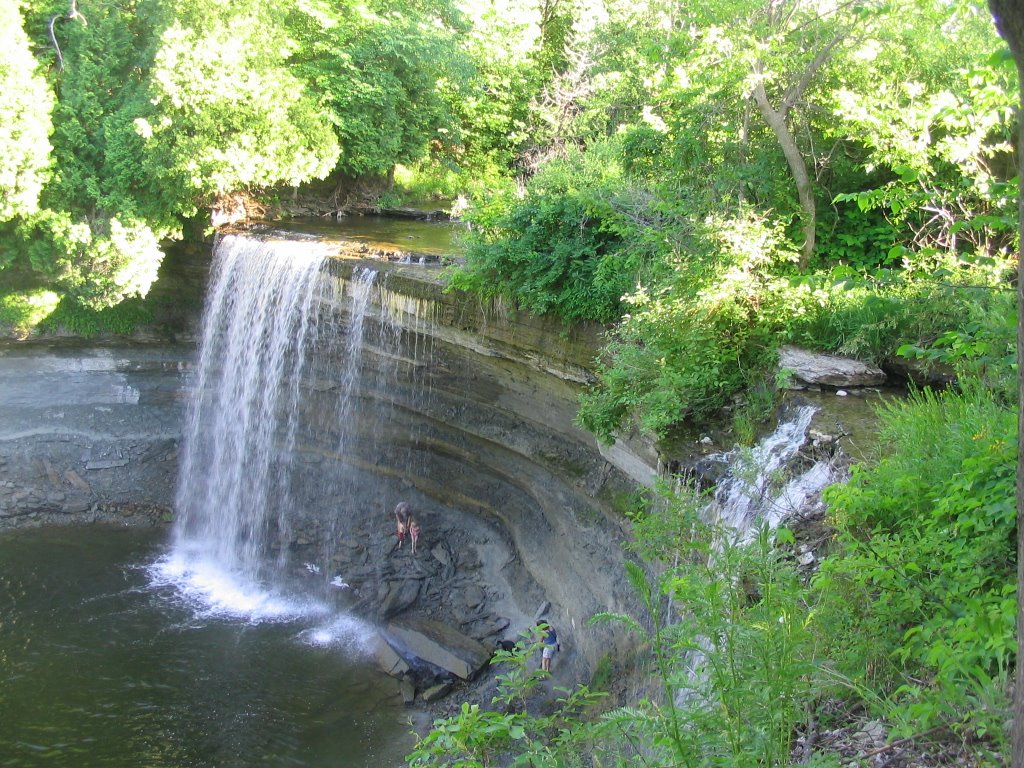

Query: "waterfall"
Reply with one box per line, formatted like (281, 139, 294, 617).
(707, 404, 837, 541)
(668, 404, 842, 708)
(158, 234, 376, 621)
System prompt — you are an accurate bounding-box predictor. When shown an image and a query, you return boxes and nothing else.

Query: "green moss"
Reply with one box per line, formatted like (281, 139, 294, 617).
(0, 288, 61, 338)
(589, 653, 615, 693)
(39, 295, 155, 337)
(608, 489, 649, 520)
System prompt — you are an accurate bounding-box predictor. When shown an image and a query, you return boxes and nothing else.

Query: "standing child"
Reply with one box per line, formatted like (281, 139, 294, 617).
(394, 502, 410, 549)
(537, 620, 559, 673)
(408, 516, 421, 555)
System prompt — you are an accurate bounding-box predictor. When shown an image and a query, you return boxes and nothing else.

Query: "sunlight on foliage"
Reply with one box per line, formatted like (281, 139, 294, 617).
(0, 288, 60, 338)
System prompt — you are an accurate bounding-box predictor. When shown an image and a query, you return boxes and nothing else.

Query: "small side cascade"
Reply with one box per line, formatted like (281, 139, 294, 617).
(668, 404, 845, 709)
(377, 285, 441, 381)
(704, 404, 838, 541)
(332, 266, 380, 457)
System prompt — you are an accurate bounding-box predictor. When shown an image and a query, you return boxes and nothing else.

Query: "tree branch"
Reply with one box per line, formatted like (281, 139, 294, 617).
(48, 0, 87, 71)
(781, 32, 844, 117)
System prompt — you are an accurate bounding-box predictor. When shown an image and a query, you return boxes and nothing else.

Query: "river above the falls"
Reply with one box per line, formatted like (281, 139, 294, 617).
(262, 214, 465, 257)
(0, 525, 414, 768)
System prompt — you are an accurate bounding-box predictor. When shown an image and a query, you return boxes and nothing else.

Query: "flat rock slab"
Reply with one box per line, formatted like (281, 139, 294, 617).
(372, 634, 411, 677)
(778, 346, 886, 387)
(421, 682, 453, 703)
(379, 578, 422, 620)
(386, 617, 492, 680)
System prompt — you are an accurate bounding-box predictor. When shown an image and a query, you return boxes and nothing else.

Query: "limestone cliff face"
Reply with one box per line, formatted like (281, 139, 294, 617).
(283, 257, 647, 679)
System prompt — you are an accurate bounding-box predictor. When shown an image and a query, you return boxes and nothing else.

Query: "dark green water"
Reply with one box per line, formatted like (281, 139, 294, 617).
(0, 526, 413, 768)
(266, 215, 465, 256)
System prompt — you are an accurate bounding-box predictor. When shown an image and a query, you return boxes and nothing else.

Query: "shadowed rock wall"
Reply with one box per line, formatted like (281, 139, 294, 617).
(278, 257, 646, 680)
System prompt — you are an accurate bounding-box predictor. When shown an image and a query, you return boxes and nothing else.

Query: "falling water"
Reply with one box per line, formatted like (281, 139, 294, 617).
(667, 404, 842, 709)
(707, 404, 837, 541)
(332, 267, 380, 456)
(158, 234, 353, 620)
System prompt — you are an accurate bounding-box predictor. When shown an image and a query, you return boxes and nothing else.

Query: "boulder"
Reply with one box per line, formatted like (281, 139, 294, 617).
(372, 634, 411, 677)
(398, 675, 416, 705)
(467, 616, 509, 641)
(421, 682, 453, 703)
(379, 579, 421, 620)
(386, 617, 493, 680)
(431, 543, 451, 566)
(778, 346, 886, 388)
(458, 584, 486, 609)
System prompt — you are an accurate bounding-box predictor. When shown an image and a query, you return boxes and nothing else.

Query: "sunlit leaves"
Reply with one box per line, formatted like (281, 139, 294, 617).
(0, 0, 53, 225)
(143, 0, 339, 197)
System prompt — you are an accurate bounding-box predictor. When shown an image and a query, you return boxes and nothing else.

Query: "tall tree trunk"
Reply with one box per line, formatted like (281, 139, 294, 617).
(986, 4, 1024, 767)
(752, 82, 816, 268)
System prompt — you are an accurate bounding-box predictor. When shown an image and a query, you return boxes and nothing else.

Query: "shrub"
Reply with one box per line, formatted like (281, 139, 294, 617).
(595, 498, 823, 767)
(408, 627, 605, 767)
(812, 379, 1015, 741)
(577, 211, 803, 442)
(447, 138, 648, 324)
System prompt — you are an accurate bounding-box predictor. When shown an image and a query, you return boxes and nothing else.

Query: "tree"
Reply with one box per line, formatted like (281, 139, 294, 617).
(746, 0, 862, 268)
(4, 0, 340, 308)
(288, 0, 466, 182)
(642, 0, 999, 271)
(138, 0, 339, 211)
(0, 0, 53, 228)
(985, 6, 1024, 767)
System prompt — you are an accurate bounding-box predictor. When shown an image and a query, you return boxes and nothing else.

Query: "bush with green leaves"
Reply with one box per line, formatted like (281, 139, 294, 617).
(448, 138, 648, 324)
(592, 490, 824, 768)
(813, 380, 1015, 741)
(408, 626, 605, 768)
(576, 211, 805, 442)
(0, 0, 53, 226)
(786, 252, 1017, 362)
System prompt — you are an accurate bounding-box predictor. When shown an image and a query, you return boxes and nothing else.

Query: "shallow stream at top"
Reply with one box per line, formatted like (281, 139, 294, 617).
(265, 214, 465, 257)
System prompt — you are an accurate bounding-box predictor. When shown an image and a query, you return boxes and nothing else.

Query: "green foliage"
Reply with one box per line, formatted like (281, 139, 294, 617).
(829, 47, 1018, 264)
(731, 380, 778, 446)
(435, 2, 546, 183)
(408, 627, 605, 767)
(813, 381, 1015, 740)
(577, 211, 800, 442)
(0, 0, 53, 225)
(4, 0, 466, 311)
(2, 0, 343, 309)
(40, 293, 155, 336)
(16, 209, 166, 310)
(816, 202, 904, 271)
(289, 0, 464, 180)
(436, 2, 1014, 447)
(448, 138, 646, 323)
(594, 501, 823, 768)
(139, 0, 339, 203)
(786, 253, 1016, 364)
(0, 287, 61, 337)
(898, 293, 1017, 399)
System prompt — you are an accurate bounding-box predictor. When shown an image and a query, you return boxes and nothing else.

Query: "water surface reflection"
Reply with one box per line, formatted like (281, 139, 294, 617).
(0, 526, 411, 768)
